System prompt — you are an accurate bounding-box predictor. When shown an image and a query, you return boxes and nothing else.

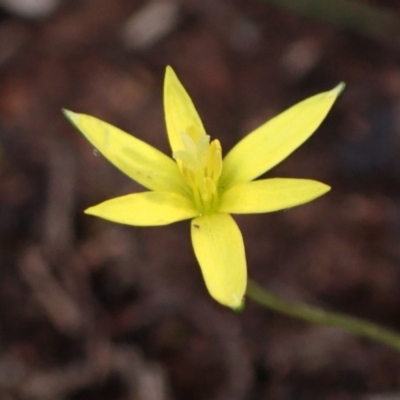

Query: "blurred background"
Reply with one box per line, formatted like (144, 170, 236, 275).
(0, 0, 400, 399)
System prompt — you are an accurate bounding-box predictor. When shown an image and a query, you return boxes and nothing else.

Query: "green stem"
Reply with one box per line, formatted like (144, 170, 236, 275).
(246, 279, 400, 352)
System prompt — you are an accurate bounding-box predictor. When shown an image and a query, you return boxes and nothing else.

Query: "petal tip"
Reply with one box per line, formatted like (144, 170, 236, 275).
(333, 82, 346, 96)
(233, 297, 246, 313)
(84, 206, 97, 216)
(62, 108, 74, 119)
(165, 65, 177, 82)
(62, 109, 80, 125)
(320, 182, 332, 194)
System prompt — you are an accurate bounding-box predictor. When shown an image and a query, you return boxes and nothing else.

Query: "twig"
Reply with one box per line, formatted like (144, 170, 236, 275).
(19, 247, 84, 336)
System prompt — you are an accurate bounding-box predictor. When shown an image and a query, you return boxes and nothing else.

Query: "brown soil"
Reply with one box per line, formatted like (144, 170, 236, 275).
(0, 1, 400, 399)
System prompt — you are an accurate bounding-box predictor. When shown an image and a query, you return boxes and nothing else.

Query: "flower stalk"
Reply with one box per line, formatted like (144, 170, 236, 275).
(247, 280, 400, 352)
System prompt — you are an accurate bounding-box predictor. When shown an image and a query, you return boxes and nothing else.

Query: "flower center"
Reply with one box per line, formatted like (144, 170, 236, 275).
(173, 125, 222, 214)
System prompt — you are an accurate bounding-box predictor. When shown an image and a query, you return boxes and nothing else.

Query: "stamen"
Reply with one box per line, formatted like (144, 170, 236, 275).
(173, 128, 223, 213)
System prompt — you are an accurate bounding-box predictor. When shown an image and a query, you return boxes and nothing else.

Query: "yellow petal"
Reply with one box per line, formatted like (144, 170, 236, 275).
(220, 83, 345, 189)
(191, 214, 246, 309)
(63, 110, 186, 194)
(219, 178, 330, 214)
(85, 191, 198, 226)
(164, 66, 207, 153)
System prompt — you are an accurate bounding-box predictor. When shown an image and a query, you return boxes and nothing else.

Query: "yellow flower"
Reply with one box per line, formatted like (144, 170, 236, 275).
(63, 67, 344, 309)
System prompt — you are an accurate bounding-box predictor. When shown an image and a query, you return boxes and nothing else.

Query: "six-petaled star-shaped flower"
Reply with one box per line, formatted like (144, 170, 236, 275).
(63, 67, 344, 309)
